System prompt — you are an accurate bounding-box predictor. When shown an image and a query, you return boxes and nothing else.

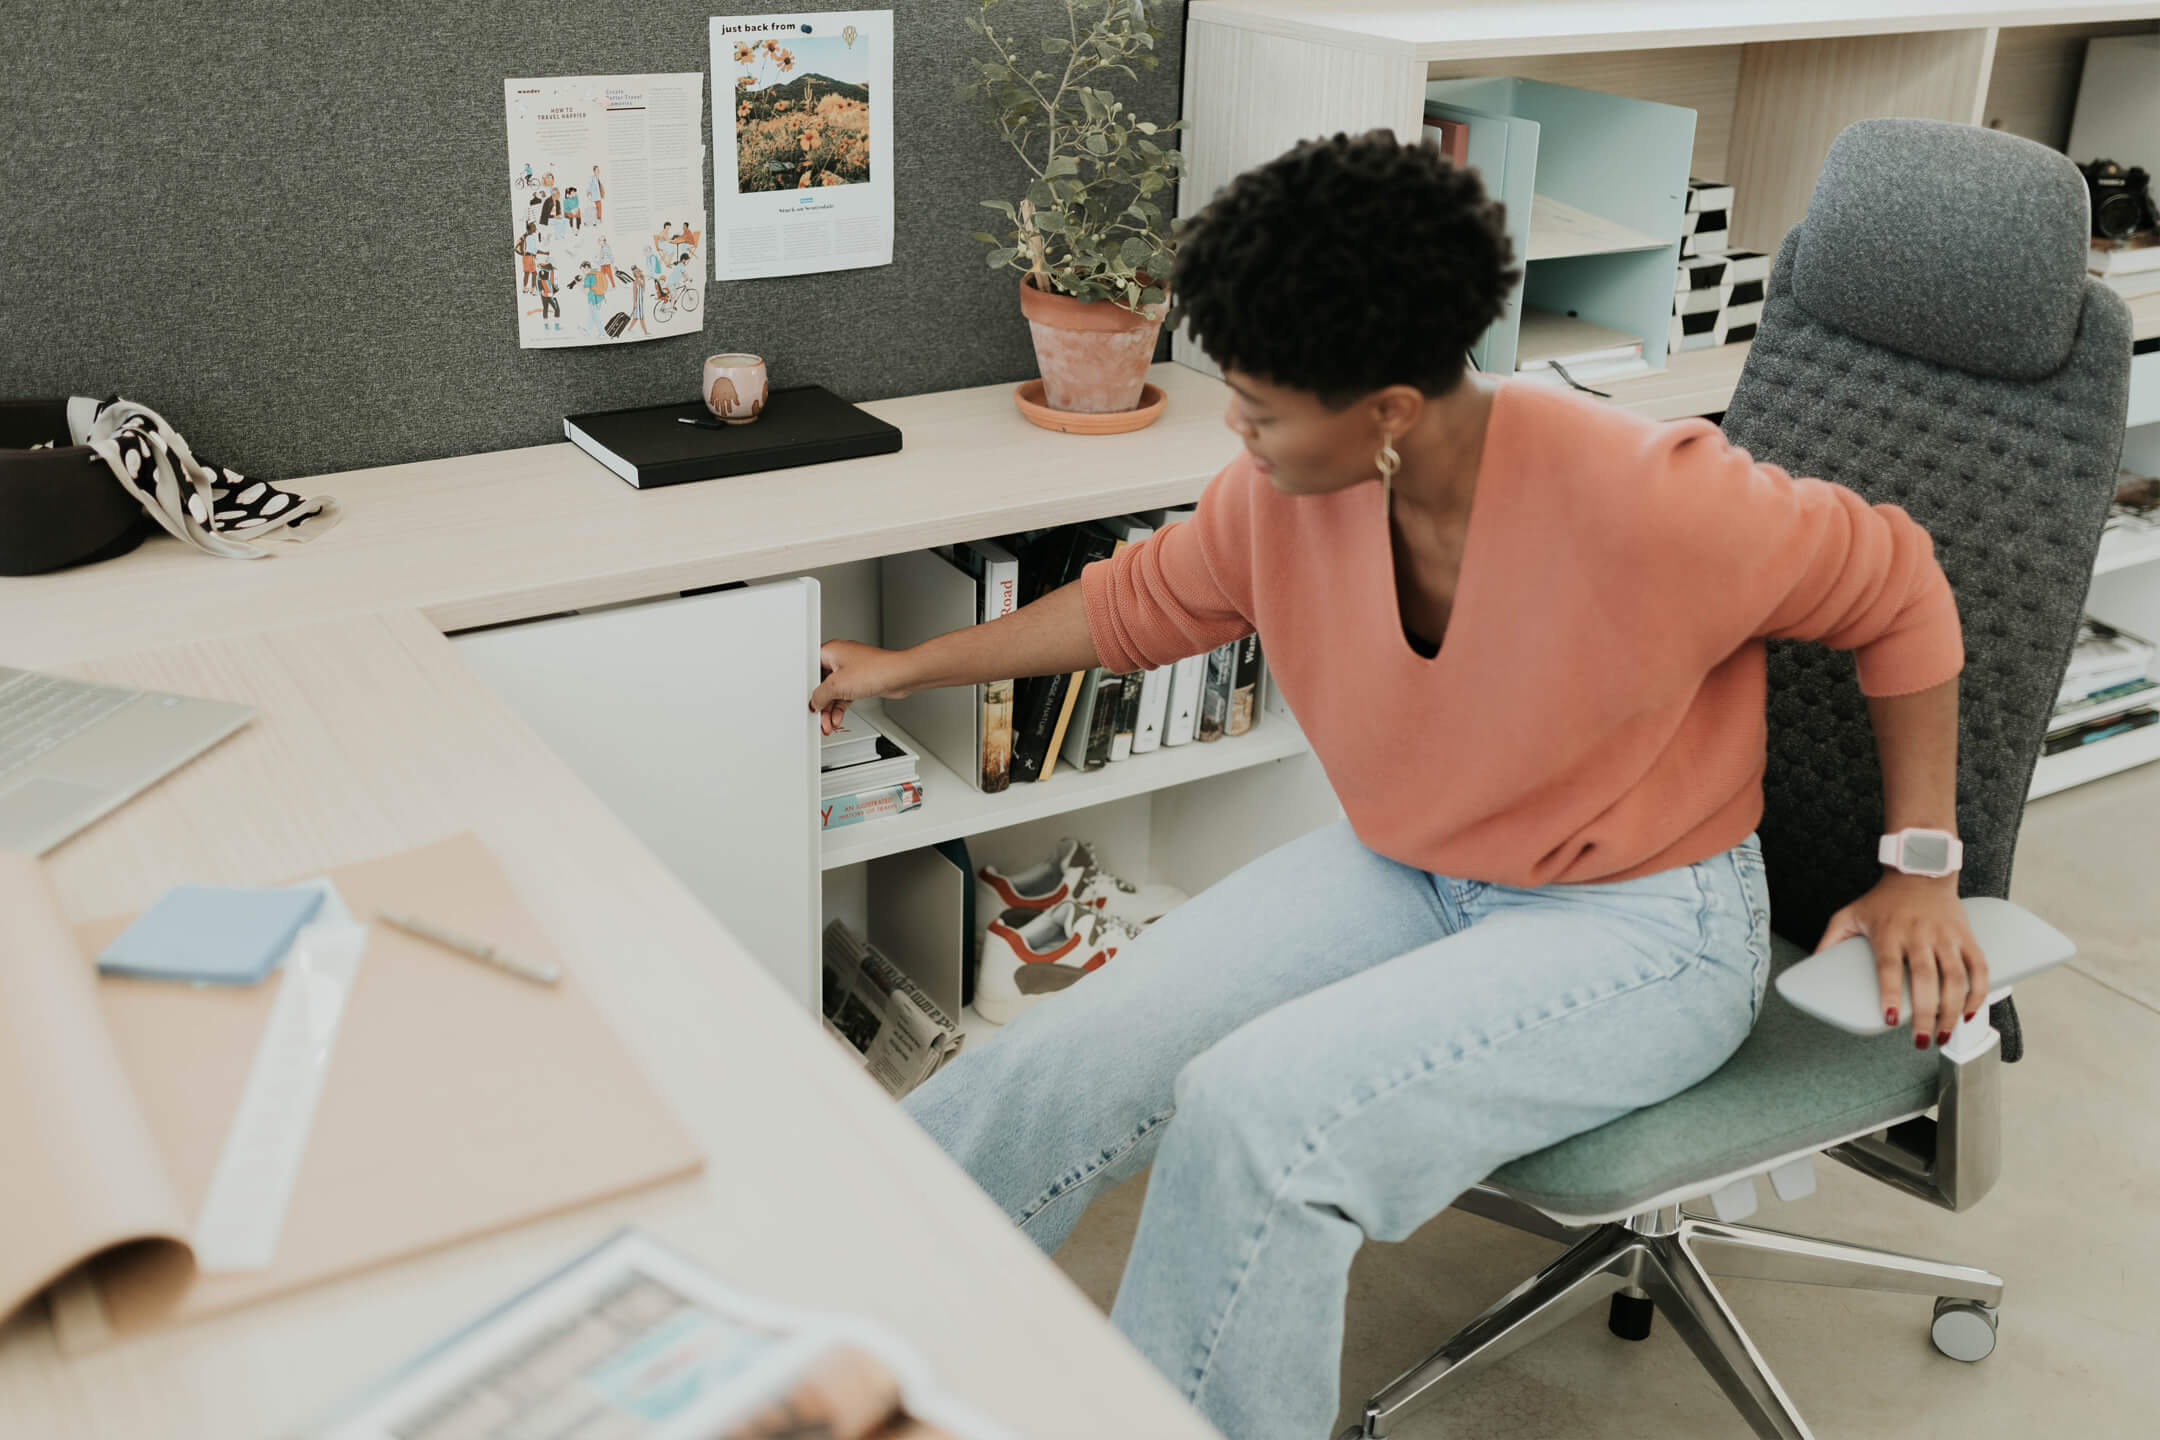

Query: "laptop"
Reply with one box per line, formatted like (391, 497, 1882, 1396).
(0, 666, 254, 854)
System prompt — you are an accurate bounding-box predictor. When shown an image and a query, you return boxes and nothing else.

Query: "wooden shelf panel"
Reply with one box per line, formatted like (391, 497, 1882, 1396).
(1189, 1, 2160, 61)
(821, 703, 1311, 870)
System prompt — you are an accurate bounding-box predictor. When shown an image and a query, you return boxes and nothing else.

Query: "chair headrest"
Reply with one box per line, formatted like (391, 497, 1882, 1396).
(1791, 118, 2091, 381)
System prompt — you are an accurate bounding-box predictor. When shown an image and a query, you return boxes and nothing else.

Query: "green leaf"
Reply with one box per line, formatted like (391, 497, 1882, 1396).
(1044, 154, 1081, 178)
(973, 231, 999, 244)
(985, 248, 1017, 268)
(980, 199, 1018, 218)
(1084, 133, 1110, 156)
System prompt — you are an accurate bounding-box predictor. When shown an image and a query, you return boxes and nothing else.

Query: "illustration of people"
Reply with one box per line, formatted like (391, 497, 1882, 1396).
(627, 264, 649, 336)
(515, 221, 540, 293)
(570, 260, 605, 337)
(521, 162, 534, 187)
(563, 186, 581, 232)
(588, 165, 604, 223)
(596, 235, 616, 285)
(532, 260, 561, 331)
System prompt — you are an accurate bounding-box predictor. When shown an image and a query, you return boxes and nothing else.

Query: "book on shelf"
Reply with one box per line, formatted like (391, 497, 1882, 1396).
(819, 780, 925, 832)
(1197, 642, 1237, 743)
(1011, 524, 1118, 782)
(1095, 515, 1155, 764)
(2059, 617, 2156, 706)
(819, 731, 918, 802)
(2089, 235, 2160, 276)
(2044, 707, 2158, 756)
(1422, 111, 1468, 167)
(1163, 653, 1205, 747)
(1130, 664, 1170, 754)
(563, 386, 901, 490)
(2099, 269, 2160, 299)
(818, 708, 884, 771)
(1515, 307, 1649, 383)
(950, 537, 1021, 792)
(1228, 632, 1265, 736)
(1060, 518, 1148, 773)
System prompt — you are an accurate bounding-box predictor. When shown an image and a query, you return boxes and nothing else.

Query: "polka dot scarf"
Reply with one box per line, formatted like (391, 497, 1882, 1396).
(70, 395, 340, 559)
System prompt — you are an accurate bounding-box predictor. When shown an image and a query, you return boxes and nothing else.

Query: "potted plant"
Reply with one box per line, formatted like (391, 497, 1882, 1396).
(964, 0, 1184, 426)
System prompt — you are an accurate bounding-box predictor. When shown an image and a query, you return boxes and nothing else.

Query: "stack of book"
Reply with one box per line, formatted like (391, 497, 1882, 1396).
(2089, 236, 2160, 301)
(820, 709, 924, 831)
(883, 515, 1268, 793)
(2046, 616, 2159, 757)
(1515, 307, 1651, 389)
(1671, 179, 1769, 354)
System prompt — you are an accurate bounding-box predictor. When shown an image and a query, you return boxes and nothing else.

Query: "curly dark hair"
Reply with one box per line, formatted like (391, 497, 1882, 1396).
(1173, 131, 1518, 404)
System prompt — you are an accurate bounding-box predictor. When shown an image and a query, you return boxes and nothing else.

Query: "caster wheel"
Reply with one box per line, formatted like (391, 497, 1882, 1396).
(1608, 1291, 1655, 1341)
(1931, 1297, 1998, 1362)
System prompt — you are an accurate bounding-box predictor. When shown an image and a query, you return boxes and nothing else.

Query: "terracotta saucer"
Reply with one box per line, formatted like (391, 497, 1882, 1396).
(1013, 380, 1167, 434)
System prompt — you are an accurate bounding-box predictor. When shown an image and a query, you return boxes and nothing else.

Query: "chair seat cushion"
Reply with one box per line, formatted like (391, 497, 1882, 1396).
(1487, 934, 1940, 1219)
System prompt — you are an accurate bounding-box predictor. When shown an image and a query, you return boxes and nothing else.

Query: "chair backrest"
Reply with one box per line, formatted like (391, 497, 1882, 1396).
(1719, 118, 2133, 955)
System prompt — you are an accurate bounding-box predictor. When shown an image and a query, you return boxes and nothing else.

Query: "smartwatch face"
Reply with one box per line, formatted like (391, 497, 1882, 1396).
(1904, 832, 1952, 873)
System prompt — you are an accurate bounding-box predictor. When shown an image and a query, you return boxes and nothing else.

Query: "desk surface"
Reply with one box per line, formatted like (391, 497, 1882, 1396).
(0, 610, 1218, 1440)
(0, 364, 1244, 671)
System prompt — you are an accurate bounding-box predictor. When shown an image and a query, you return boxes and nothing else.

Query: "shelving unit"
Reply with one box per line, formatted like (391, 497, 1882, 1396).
(821, 700, 1311, 869)
(1425, 74, 1696, 375)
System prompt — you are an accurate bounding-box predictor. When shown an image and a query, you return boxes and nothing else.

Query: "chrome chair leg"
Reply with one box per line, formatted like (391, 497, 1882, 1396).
(1348, 1226, 1639, 1438)
(1682, 1216, 2004, 1305)
(1642, 1234, 1814, 1440)
(1450, 1183, 1588, 1244)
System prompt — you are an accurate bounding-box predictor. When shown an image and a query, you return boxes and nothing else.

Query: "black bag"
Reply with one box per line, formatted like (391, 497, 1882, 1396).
(605, 312, 631, 338)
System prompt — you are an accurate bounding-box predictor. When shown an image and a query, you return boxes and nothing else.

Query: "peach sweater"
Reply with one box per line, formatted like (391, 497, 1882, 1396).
(1081, 381, 1964, 886)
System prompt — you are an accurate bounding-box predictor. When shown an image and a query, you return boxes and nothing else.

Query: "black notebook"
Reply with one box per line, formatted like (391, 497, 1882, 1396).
(563, 385, 903, 489)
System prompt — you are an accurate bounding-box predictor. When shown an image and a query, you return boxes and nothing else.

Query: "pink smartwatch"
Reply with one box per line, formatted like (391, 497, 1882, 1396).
(1878, 828, 1963, 878)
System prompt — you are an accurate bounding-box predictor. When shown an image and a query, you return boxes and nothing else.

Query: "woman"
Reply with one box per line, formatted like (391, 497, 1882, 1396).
(809, 133, 1986, 1440)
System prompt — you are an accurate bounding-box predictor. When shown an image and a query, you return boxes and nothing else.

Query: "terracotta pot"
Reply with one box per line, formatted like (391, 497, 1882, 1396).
(1019, 277, 1165, 414)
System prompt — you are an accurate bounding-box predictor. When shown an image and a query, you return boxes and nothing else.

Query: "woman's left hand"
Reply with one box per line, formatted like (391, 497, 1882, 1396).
(1815, 874, 1987, 1050)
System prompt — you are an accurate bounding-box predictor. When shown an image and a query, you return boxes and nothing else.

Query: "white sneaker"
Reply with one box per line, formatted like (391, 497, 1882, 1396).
(978, 839, 1186, 929)
(973, 899, 1143, 1026)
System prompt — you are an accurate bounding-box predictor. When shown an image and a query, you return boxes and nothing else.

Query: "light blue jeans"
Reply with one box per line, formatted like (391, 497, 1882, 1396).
(903, 820, 1772, 1440)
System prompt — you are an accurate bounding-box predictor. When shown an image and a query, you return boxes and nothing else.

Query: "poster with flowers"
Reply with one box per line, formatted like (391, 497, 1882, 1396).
(709, 11, 894, 281)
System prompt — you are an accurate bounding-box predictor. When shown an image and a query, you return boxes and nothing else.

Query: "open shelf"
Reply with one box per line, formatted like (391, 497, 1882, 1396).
(2029, 710, 2160, 798)
(1527, 195, 1668, 261)
(2096, 521, 2160, 576)
(820, 701, 1312, 870)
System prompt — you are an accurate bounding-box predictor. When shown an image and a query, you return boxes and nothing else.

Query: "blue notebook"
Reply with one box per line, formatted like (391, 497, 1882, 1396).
(97, 884, 327, 985)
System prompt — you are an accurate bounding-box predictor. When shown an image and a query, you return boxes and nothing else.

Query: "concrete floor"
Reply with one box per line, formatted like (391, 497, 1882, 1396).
(1051, 761, 2160, 1438)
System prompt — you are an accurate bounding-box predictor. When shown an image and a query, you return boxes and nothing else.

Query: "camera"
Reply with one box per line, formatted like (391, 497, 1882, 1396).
(2080, 159, 2158, 242)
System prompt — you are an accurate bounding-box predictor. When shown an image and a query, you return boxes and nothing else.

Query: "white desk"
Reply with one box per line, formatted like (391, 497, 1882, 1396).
(0, 610, 1220, 1440)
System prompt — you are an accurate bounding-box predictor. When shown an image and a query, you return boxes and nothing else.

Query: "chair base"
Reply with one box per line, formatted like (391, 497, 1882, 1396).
(1342, 1206, 2004, 1440)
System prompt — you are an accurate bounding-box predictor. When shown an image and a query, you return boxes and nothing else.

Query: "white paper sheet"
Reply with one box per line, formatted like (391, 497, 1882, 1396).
(505, 74, 709, 347)
(709, 11, 895, 281)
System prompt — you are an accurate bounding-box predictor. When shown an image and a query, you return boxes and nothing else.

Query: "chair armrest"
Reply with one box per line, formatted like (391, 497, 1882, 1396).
(1774, 898, 2075, 1036)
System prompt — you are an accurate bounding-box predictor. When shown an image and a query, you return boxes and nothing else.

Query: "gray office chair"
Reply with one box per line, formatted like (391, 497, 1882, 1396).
(1342, 119, 2133, 1440)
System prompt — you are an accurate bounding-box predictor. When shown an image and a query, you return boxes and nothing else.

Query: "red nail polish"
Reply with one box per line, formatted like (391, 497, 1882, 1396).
(1964, 1012, 1977, 1023)
(1936, 1031, 1952, 1045)
(1916, 1034, 1930, 1050)
(1885, 1008, 1899, 1026)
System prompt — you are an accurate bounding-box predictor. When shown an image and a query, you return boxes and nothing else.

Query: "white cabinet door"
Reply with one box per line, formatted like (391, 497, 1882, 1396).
(453, 579, 821, 1009)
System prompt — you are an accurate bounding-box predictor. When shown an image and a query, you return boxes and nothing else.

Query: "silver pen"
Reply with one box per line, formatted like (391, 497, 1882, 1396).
(376, 911, 562, 986)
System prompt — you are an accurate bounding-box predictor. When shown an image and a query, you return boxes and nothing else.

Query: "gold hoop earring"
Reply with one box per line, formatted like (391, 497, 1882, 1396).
(1375, 436, 1401, 507)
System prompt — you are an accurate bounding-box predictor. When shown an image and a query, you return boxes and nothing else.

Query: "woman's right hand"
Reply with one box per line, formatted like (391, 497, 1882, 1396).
(809, 641, 916, 735)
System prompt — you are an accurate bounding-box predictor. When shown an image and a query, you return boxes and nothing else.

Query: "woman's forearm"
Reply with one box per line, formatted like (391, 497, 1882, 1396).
(1866, 676, 1961, 836)
(900, 579, 1101, 690)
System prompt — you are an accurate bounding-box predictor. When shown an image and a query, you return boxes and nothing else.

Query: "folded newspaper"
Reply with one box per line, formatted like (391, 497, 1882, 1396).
(822, 920, 963, 1098)
(317, 1229, 1013, 1439)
